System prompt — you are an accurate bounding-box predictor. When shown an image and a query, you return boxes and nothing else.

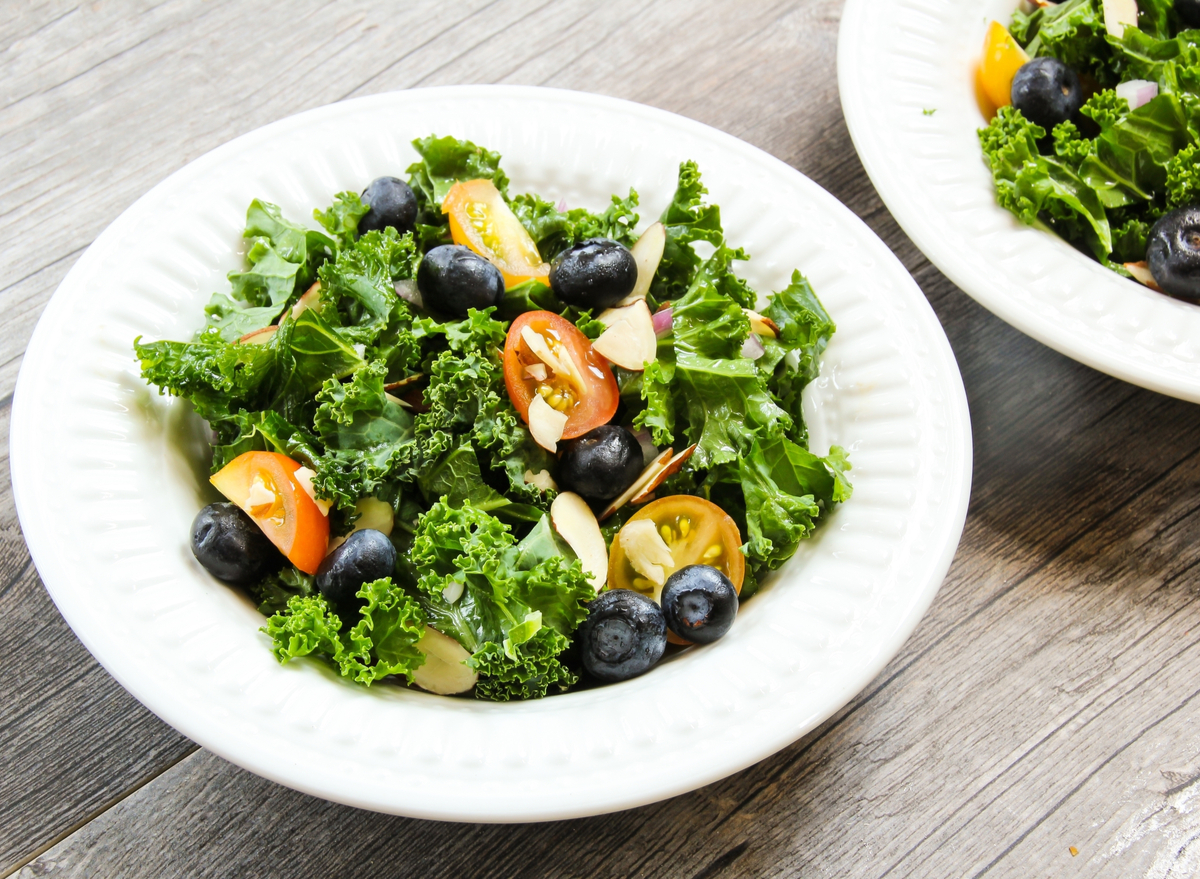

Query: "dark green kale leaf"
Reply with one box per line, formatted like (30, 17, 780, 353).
(407, 501, 583, 700)
(313, 191, 370, 250)
(509, 189, 641, 260)
(651, 160, 727, 305)
(312, 361, 417, 511)
(250, 567, 315, 615)
(469, 627, 576, 701)
(739, 437, 852, 570)
(979, 106, 1113, 257)
(406, 134, 510, 245)
(317, 228, 420, 346)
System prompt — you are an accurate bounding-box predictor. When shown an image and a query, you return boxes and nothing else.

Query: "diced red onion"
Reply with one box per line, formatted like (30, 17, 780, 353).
(1115, 79, 1157, 109)
(395, 279, 422, 308)
(740, 333, 766, 360)
(556, 199, 568, 212)
(652, 306, 673, 336)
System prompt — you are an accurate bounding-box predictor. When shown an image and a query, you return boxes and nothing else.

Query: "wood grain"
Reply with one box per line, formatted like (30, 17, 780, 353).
(6, 0, 1200, 877)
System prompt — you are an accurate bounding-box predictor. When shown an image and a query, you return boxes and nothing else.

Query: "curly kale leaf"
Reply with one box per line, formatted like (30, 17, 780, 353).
(313, 361, 417, 510)
(643, 246, 788, 468)
(313, 191, 370, 250)
(760, 271, 837, 442)
(509, 189, 641, 260)
(979, 106, 1113, 256)
(470, 626, 576, 701)
(317, 228, 419, 346)
(250, 567, 315, 615)
(264, 579, 426, 685)
(739, 437, 852, 570)
(407, 134, 509, 243)
(407, 501, 584, 699)
(1020, 0, 1113, 80)
(200, 199, 343, 343)
(1166, 142, 1200, 206)
(651, 160, 727, 305)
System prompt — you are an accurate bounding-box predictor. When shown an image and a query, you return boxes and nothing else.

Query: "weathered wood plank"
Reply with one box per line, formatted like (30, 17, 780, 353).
(8, 0, 1200, 877)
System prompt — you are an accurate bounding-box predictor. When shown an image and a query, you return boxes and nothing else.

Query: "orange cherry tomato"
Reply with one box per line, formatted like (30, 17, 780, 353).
(442, 179, 550, 287)
(210, 451, 330, 575)
(503, 311, 618, 440)
(607, 496, 745, 603)
(607, 495, 745, 646)
(979, 21, 1029, 111)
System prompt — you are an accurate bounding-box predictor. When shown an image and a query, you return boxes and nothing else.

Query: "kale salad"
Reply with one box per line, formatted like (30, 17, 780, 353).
(977, 0, 1200, 298)
(135, 135, 850, 701)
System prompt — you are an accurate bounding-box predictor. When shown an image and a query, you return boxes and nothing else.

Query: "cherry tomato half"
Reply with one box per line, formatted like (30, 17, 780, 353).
(442, 179, 550, 287)
(210, 451, 330, 575)
(979, 21, 1028, 111)
(607, 495, 745, 604)
(503, 310, 619, 440)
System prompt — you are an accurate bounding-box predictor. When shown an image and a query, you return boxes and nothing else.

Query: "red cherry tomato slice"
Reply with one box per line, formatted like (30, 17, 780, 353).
(503, 311, 619, 440)
(210, 451, 330, 575)
(443, 179, 550, 287)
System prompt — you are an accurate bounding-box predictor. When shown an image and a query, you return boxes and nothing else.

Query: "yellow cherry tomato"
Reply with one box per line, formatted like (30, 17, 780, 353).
(979, 21, 1029, 111)
(442, 179, 550, 288)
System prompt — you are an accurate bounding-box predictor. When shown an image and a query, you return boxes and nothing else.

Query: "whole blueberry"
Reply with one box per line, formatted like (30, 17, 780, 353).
(359, 176, 417, 236)
(416, 244, 506, 317)
(315, 529, 397, 612)
(1011, 57, 1082, 131)
(1147, 206, 1200, 300)
(576, 589, 667, 683)
(660, 565, 738, 645)
(549, 238, 638, 310)
(190, 502, 281, 584)
(1179, 0, 1200, 28)
(557, 425, 644, 502)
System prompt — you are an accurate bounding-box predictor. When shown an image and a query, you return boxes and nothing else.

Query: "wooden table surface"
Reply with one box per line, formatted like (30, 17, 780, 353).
(5, 1, 1200, 876)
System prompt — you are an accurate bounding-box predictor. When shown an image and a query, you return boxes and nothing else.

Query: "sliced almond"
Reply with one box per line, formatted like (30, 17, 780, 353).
(1125, 261, 1162, 291)
(743, 308, 780, 338)
(592, 300, 657, 371)
(237, 325, 278, 345)
(599, 448, 674, 520)
(527, 394, 569, 453)
(524, 469, 558, 491)
(291, 281, 322, 319)
(353, 496, 393, 536)
(520, 325, 584, 393)
(523, 362, 549, 382)
(619, 519, 674, 587)
(412, 626, 477, 695)
(550, 492, 609, 590)
(292, 466, 332, 516)
(617, 222, 666, 306)
(1102, 0, 1137, 37)
(630, 444, 696, 504)
(383, 373, 423, 393)
(384, 391, 412, 409)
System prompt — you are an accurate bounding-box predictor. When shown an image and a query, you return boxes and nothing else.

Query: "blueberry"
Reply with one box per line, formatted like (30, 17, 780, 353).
(1179, 0, 1200, 28)
(359, 176, 417, 236)
(549, 238, 637, 310)
(1011, 57, 1082, 131)
(416, 244, 506, 317)
(576, 589, 667, 683)
(1147, 206, 1200, 300)
(190, 502, 281, 584)
(557, 424, 644, 502)
(315, 529, 397, 612)
(660, 565, 738, 645)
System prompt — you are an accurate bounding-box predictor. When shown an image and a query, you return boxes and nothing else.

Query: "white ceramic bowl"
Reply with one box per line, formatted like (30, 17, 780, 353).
(839, 0, 1200, 401)
(10, 86, 971, 821)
